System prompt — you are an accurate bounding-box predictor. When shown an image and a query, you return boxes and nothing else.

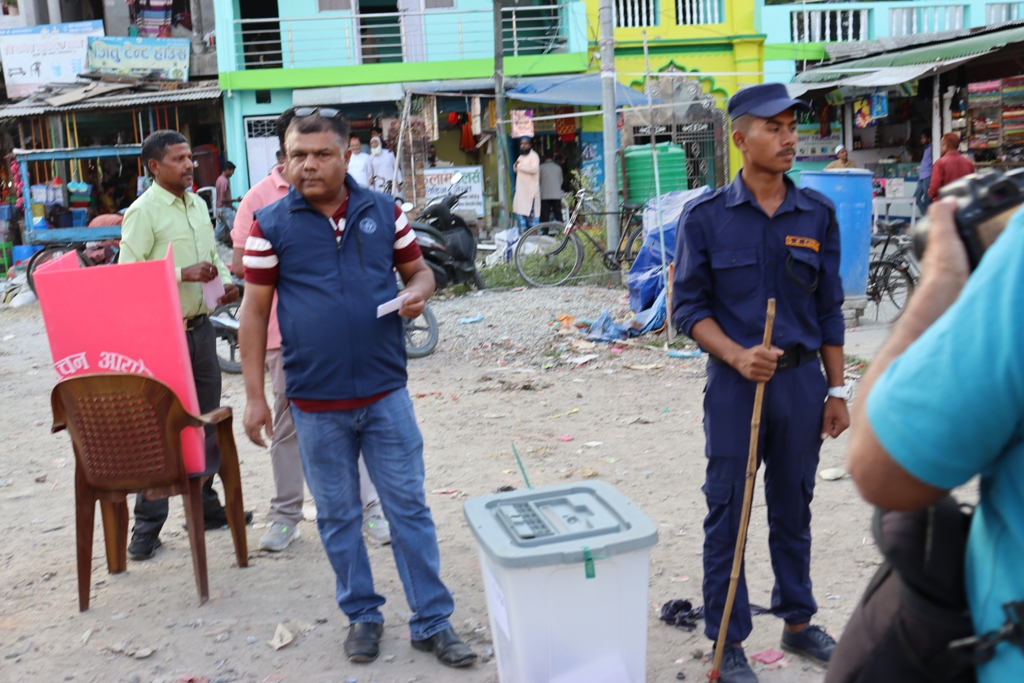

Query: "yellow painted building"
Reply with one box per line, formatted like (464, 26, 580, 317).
(584, 0, 765, 180)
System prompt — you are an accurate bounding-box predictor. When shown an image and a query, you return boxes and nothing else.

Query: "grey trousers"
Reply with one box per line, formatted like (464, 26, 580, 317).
(265, 348, 380, 526)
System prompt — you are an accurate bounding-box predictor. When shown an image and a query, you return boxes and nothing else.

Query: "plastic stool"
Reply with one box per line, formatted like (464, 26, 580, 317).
(0, 241, 12, 273)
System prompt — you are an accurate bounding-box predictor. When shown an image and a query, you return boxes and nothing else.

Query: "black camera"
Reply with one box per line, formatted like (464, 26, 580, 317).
(912, 169, 1024, 271)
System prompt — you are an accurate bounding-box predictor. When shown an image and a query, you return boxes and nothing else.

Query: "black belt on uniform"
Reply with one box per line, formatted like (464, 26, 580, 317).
(708, 348, 819, 372)
(184, 314, 208, 332)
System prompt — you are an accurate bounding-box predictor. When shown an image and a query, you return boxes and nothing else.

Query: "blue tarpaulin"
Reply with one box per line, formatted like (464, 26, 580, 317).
(506, 74, 660, 107)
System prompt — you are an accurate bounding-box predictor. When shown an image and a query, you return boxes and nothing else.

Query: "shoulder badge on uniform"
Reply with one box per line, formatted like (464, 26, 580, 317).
(786, 236, 820, 252)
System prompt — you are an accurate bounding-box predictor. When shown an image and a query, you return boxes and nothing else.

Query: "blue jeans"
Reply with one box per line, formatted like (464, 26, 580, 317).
(290, 389, 454, 640)
(514, 207, 538, 232)
(914, 178, 932, 216)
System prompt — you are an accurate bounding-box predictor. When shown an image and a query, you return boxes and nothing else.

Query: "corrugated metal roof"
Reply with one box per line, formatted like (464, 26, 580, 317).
(787, 56, 978, 97)
(0, 82, 221, 118)
(825, 20, 1024, 62)
(795, 24, 1024, 84)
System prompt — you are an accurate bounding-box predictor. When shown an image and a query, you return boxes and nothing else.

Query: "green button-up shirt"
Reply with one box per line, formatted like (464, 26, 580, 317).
(119, 182, 232, 319)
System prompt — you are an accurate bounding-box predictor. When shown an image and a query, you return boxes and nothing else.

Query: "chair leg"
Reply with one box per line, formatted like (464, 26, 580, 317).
(99, 499, 129, 574)
(75, 468, 96, 612)
(216, 420, 249, 568)
(183, 478, 210, 605)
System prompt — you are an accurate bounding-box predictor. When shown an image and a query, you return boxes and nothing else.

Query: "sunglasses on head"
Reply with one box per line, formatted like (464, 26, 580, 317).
(294, 107, 342, 119)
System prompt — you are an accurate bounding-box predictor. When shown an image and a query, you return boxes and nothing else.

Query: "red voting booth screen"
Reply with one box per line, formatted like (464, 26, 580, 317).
(34, 248, 206, 474)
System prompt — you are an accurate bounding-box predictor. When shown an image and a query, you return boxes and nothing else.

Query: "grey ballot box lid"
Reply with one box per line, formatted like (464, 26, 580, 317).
(462, 481, 659, 569)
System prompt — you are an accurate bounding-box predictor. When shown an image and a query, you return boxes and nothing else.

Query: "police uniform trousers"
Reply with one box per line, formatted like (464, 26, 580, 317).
(702, 358, 827, 643)
(133, 316, 224, 535)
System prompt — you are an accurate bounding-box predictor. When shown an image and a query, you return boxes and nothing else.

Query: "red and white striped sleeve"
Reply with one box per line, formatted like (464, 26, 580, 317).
(243, 219, 279, 286)
(393, 205, 422, 265)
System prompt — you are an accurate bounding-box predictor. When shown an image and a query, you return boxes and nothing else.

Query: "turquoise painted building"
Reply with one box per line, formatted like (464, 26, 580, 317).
(759, 0, 1019, 84)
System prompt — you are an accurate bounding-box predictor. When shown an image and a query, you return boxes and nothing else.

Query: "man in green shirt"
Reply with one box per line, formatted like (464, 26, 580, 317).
(120, 130, 243, 560)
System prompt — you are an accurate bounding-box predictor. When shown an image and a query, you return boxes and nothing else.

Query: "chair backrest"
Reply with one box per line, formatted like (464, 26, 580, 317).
(50, 373, 194, 492)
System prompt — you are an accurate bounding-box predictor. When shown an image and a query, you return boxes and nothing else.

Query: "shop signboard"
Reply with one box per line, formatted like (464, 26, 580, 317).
(423, 165, 484, 217)
(0, 20, 105, 99)
(579, 131, 604, 188)
(511, 110, 535, 138)
(796, 122, 843, 162)
(87, 36, 190, 81)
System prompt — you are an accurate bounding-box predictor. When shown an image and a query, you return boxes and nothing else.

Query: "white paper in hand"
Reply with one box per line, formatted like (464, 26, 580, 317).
(376, 293, 410, 318)
(202, 278, 226, 310)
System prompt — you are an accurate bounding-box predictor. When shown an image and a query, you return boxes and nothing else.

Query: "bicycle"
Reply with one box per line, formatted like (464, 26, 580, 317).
(513, 189, 646, 287)
(864, 219, 918, 323)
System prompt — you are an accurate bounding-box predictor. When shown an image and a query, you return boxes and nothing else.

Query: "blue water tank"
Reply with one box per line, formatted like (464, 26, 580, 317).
(798, 169, 872, 298)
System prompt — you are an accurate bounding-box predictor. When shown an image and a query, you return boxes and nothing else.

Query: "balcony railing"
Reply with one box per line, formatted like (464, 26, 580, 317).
(615, 0, 658, 27)
(790, 8, 869, 43)
(233, 5, 579, 70)
(986, 1, 1024, 21)
(677, 0, 723, 25)
(889, 5, 966, 36)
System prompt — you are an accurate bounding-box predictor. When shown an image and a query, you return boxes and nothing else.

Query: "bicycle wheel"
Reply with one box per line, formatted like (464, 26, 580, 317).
(211, 302, 242, 374)
(864, 261, 914, 323)
(27, 246, 83, 295)
(622, 224, 646, 267)
(514, 222, 584, 287)
(405, 304, 439, 358)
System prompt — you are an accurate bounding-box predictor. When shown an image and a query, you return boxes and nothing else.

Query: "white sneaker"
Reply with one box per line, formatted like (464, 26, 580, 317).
(258, 522, 301, 552)
(362, 514, 391, 546)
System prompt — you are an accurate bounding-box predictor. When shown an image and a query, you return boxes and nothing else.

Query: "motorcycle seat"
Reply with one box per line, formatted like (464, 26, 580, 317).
(622, 202, 643, 211)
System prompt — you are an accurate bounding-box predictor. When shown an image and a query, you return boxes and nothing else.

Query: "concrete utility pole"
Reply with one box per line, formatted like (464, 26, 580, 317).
(598, 0, 620, 247)
(493, 0, 510, 230)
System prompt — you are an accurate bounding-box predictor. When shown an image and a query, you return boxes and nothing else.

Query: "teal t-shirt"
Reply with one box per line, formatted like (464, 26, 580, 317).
(868, 210, 1024, 683)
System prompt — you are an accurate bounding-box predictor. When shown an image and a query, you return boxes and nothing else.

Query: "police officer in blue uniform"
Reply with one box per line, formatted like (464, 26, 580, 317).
(672, 83, 851, 683)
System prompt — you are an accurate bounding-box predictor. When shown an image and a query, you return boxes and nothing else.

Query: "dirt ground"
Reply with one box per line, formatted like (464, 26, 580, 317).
(0, 287, 892, 683)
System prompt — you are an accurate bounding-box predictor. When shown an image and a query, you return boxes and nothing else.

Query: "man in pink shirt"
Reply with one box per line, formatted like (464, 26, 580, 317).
(231, 116, 391, 552)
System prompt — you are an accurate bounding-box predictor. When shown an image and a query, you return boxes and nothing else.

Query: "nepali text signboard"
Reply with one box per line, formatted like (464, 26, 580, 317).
(423, 166, 484, 217)
(88, 36, 190, 81)
(0, 20, 104, 99)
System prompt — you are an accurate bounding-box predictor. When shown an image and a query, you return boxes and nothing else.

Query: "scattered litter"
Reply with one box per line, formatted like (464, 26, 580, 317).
(566, 354, 598, 366)
(750, 648, 785, 665)
(253, 523, 266, 530)
(246, 636, 259, 645)
(34, 474, 46, 483)
(495, 485, 516, 493)
(81, 628, 96, 644)
(548, 408, 580, 420)
(667, 349, 702, 359)
(431, 488, 459, 495)
(541, 362, 554, 369)
(827, 594, 842, 600)
(670, 576, 690, 582)
(609, 348, 623, 354)
(571, 339, 596, 350)
(584, 441, 603, 448)
(601, 456, 619, 464)
(0, 479, 11, 487)
(628, 416, 654, 425)
(555, 314, 575, 329)
(268, 623, 294, 650)
(660, 599, 700, 631)
(1, 334, 13, 341)
(302, 504, 317, 522)
(676, 672, 686, 680)
(459, 314, 484, 325)
(863, 537, 875, 545)
(624, 363, 663, 371)
(580, 468, 599, 479)
(819, 468, 847, 481)
(133, 647, 155, 659)
(556, 435, 574, 442)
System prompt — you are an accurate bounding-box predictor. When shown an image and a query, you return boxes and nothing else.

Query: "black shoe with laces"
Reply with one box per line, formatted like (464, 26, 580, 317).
(716, 643, 759, 683)
(781, 624, 836, 666)
(127, 532, 162, 561)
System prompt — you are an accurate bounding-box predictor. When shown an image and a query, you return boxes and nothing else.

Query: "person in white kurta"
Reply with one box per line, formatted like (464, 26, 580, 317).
(369, 135, 403, 197)
(347, 135, 372, 188)
(512, 138, 541, 231)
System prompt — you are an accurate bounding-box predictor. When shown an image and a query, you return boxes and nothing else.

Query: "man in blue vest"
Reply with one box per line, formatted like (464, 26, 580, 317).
(238, 109, 477, 669)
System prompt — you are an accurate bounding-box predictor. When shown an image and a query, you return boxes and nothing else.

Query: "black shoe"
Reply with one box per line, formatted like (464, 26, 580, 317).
(200, 509, 253, 531)
(411, 628, 478, 668)
(127, 532, 162, 561)
(781, 624, 836, 666)
(344, 622, 384, 663)
(716, 644, 759, 683)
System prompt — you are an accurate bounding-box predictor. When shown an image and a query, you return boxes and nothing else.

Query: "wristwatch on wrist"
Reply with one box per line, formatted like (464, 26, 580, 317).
(827, 385, 850, 401)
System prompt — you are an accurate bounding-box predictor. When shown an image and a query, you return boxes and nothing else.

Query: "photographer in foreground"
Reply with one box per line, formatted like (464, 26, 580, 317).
(847, 197, 1024, 682)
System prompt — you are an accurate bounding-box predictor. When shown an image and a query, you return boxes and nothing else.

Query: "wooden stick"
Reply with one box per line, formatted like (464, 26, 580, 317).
(709, 298, 776, 680)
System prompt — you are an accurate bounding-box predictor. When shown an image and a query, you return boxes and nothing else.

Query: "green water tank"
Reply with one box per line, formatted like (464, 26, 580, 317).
(620, 143, 688, 205)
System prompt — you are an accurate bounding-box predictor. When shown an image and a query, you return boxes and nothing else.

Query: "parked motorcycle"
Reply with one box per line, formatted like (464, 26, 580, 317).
(405, 172, 485, 291)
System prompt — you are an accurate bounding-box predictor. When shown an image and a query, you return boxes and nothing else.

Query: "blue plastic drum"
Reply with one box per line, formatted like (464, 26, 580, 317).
(798, 169, 872, 298)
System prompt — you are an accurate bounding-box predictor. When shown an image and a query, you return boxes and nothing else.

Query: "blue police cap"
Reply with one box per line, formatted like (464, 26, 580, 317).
(727, 83, 811, 121)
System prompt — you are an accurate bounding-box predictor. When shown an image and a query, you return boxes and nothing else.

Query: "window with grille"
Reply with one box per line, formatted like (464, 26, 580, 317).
(790, 9, 868, 43)
(889, 6, 965, 36)
(614, 0, 659, 27)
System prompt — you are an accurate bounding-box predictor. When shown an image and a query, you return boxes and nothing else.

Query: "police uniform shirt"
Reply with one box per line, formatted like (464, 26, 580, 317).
(672, 171, 845, 353)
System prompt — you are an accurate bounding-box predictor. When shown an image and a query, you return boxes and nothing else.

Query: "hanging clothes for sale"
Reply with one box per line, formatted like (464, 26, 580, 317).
(136, 0, 173, 37)
(460, 115, 475, 152)
(471, 98, 482, 136)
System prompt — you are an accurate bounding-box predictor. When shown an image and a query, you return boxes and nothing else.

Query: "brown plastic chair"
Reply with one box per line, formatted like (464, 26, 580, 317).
(50, 373, 249, 611)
